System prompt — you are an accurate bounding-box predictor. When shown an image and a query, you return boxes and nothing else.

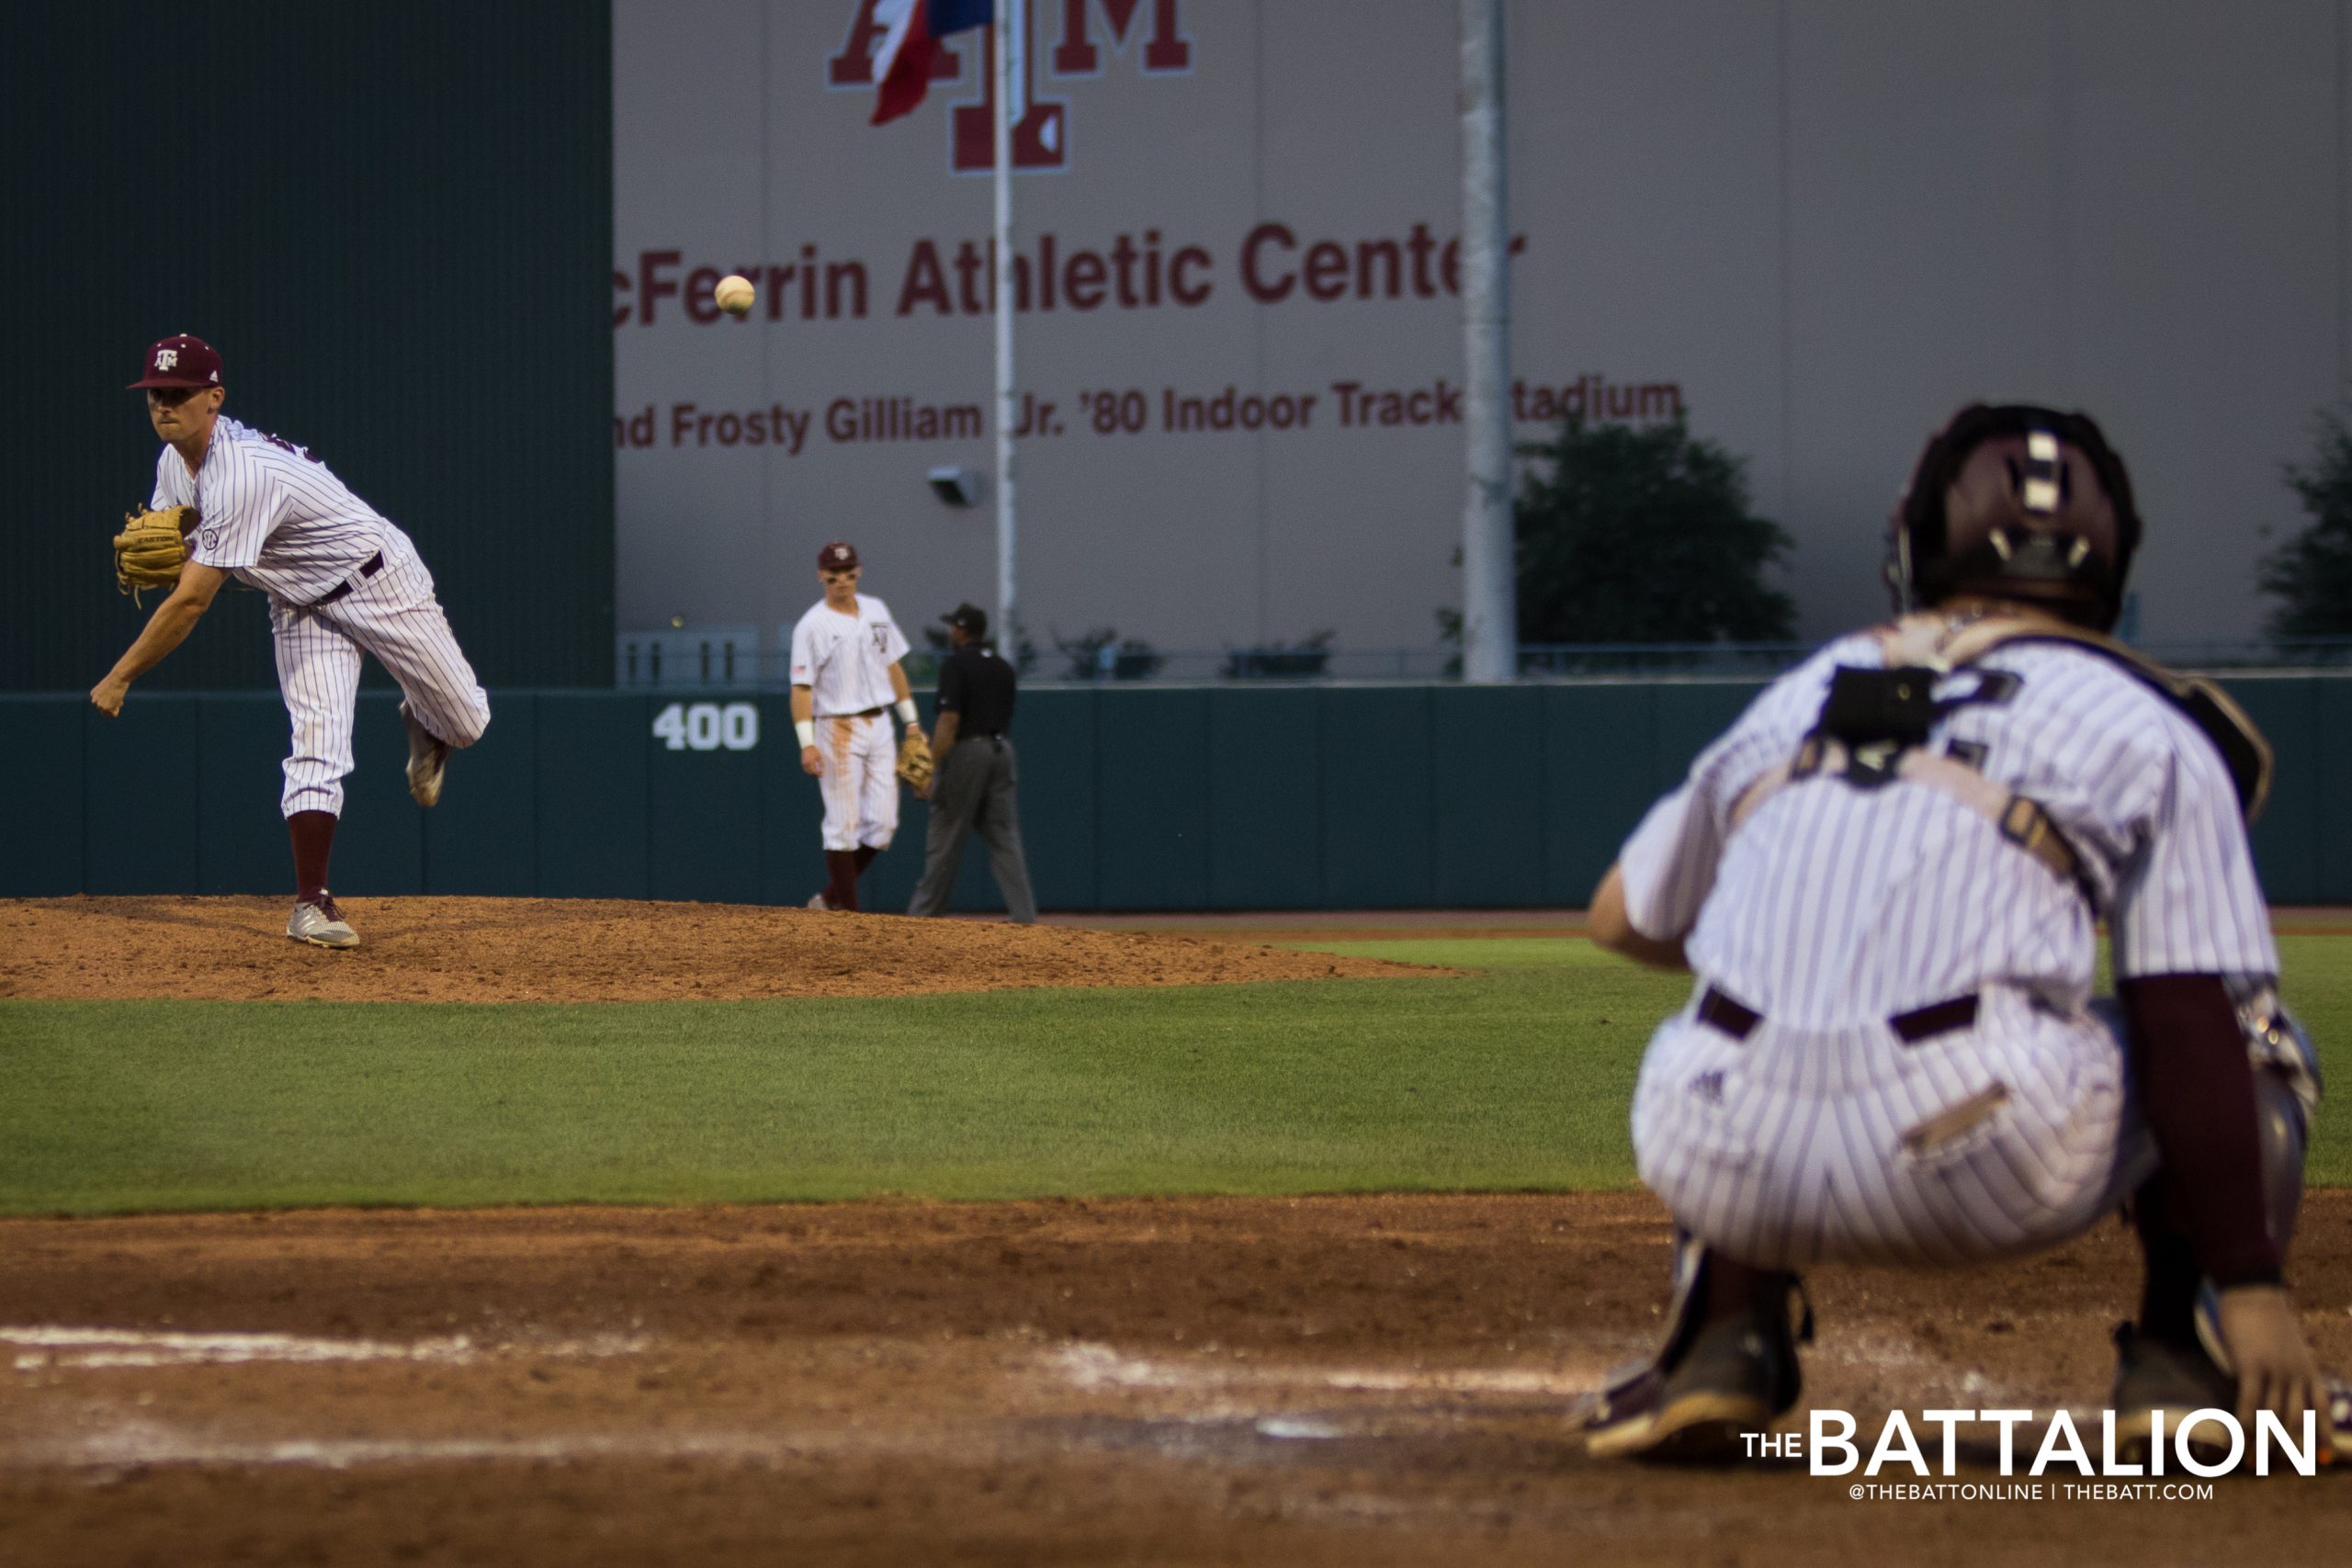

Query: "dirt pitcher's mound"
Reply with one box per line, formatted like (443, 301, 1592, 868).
(0, 897, 1433, 1003)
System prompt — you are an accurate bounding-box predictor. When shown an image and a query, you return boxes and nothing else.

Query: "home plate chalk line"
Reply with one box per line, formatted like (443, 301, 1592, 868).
(1, 1329, 1973, 1472)
(2, 1325, 646, 1371)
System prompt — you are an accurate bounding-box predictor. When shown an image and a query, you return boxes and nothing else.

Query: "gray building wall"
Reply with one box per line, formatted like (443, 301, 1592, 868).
(2, 2, 614, 693)
(613, 0, 2350, 658)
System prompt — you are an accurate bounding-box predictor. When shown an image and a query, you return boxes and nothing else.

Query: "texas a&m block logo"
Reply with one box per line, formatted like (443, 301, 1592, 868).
(830, 0, 1192, 172)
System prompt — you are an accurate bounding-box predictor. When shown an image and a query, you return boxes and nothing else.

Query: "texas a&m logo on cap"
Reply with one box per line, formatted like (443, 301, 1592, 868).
(830, 0, 1192, 173)
(129, 333, 224, 389)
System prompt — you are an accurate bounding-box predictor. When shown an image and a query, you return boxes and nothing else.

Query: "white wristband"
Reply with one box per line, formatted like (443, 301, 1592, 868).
(895, 698, 918, 727)
(795, 719, 815, 749)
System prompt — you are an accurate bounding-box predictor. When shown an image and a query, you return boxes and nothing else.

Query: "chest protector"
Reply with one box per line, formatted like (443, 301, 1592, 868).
(1726, 611, 2272, 907)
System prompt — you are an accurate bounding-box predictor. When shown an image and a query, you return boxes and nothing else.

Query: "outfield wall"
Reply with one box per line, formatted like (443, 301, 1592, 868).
(6, 674, 2349, 911)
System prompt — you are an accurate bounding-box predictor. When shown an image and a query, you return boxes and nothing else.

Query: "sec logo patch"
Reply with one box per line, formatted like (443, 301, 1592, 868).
(199, 527, 220, 552)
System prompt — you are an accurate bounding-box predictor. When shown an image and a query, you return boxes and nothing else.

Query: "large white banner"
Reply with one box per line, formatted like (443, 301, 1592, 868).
(616, 1, 2345, 668)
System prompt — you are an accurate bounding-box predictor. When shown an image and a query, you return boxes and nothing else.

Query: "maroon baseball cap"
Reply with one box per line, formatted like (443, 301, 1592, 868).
(129, 333, 224, 389)
(817, 540, 860, 571)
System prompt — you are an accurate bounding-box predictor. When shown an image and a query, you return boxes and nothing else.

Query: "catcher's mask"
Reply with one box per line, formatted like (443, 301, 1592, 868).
(1885, 403, 2141, 632)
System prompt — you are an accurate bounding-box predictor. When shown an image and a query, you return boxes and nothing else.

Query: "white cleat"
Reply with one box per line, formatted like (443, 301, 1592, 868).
(401, 703, 451, 808)
(288, 895, 359, 950)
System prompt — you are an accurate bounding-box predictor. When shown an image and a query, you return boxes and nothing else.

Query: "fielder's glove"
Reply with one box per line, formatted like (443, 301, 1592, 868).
(112, 505, 198, 604)
(896, 728, 934, 791)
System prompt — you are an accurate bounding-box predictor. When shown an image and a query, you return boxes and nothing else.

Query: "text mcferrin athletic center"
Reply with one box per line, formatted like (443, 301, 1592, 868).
(615, 225, 1532, 327)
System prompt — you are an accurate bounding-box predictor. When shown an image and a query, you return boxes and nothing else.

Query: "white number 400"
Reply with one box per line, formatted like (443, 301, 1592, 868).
(652, 701, 760, 751)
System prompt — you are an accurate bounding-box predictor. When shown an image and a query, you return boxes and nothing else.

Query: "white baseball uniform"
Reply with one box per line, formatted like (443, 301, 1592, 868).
(153, 415, 490, 818)
(1615, 628, 2276, 1269)
(789, 593, 910, 852)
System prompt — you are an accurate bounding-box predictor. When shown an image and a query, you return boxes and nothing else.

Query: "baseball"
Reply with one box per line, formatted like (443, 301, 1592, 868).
(715, 274, 756, 316)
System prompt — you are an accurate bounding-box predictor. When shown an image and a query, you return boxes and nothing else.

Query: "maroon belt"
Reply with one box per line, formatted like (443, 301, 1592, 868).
(311, 551, 384, 606)
(1696, 986, 1979, 1046)
(820, 706, 888, 720)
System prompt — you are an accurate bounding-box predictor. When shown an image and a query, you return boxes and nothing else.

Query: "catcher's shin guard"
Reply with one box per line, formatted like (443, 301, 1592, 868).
(2230, 982, 2321, 1254)
(1578, 1233, 1813, 1463)
(2129, 986, 2345, 1469)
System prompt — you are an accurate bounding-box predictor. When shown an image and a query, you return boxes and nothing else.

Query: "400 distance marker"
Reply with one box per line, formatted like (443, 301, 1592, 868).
(652, 702, 760, 752)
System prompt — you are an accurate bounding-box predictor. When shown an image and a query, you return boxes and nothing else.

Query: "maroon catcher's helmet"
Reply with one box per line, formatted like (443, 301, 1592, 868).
(1887, 404, 2142, 632)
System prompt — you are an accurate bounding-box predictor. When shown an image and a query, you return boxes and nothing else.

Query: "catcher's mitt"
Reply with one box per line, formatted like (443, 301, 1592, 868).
(896, 728, 934, 791)
(113, 505, 198, 604)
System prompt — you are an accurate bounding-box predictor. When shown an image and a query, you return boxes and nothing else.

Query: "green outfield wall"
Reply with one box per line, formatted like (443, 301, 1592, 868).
(2, 2, 613, 694)
(7, 673, 2349, 910)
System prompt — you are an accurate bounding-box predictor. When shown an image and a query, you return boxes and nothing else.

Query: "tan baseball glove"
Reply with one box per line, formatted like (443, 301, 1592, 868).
(112, 505, 198, 604)
(896, 728, 934, 791)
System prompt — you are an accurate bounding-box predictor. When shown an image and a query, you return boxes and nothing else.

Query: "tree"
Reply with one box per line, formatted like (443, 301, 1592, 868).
(1510, 415, 1795, 643)
(2259, 409, 2352, 637)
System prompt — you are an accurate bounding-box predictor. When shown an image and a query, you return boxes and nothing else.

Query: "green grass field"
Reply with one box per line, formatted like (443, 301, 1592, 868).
(2, 935, 2347, 1215)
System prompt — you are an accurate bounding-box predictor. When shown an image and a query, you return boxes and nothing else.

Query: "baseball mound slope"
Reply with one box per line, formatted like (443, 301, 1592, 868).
(0, 896, 1424, 1001)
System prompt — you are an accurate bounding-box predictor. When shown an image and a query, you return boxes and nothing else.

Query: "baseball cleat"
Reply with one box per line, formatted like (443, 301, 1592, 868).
(2109, 1323, 2350, 1467)
(806, 892, 840, 912)
(2108, 1324, 2235, 1466)
(287, 895, 359, 950)
(401, 702, 450, 807)
(1581, 1314, 1803, 1463)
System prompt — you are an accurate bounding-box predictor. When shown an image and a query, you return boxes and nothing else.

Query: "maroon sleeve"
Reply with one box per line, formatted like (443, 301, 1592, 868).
(2118, 973, 2282, 1287)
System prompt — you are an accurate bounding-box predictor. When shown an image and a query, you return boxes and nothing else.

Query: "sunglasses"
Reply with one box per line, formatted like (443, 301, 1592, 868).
(145, 386, 205, 408)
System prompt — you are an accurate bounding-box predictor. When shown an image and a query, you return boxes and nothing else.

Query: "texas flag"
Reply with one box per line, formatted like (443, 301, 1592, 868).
(872, 0, 994, 125)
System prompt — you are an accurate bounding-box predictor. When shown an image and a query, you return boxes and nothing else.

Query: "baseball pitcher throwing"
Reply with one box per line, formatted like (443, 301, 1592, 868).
(1578, 403, 2346, 1465)
(92, 334, 490, 950)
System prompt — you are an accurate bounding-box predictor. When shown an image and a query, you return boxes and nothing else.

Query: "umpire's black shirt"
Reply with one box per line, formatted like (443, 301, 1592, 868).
(937, 644, 1017, 736)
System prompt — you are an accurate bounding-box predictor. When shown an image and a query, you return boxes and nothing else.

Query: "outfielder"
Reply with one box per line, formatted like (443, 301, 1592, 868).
(1578, 403, 2347, 1464)
(92, 334, 490, 950)
(789, 540, 929, 911)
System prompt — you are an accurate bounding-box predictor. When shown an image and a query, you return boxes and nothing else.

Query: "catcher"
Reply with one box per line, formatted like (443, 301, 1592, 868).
(94, 333, 490, 951)
(788, 539, 928, 912)
(1578, 403, 2348, 1465)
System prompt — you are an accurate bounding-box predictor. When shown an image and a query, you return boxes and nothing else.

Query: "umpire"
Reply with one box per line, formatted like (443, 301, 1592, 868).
(908, 604, 1037, 923)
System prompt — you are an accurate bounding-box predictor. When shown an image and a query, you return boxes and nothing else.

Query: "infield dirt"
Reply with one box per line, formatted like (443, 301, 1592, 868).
(0, 897, 1424, 1002)
(2, 1192, 2348, 1565)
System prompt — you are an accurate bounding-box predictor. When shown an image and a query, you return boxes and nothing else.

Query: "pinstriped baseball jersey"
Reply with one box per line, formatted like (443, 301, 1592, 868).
(149, 412, 487, 819)
(151, 416, 400, 605)
(1618, 632, 2277, 1019)
(789, 595, 910, 716)
(1616, 629, 2273, 1268)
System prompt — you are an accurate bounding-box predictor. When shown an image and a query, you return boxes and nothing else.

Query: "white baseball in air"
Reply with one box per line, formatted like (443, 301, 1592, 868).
(715, 274, 756, 316)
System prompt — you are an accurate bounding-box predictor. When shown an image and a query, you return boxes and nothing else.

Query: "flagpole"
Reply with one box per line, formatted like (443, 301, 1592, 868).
(1458, 0, 1516, 682)
(992, 0, 1021, 644)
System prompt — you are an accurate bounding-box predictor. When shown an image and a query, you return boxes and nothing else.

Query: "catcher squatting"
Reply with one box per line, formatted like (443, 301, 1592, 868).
(96, 334, 489, 950)
(1577, 403, 2352, 1468)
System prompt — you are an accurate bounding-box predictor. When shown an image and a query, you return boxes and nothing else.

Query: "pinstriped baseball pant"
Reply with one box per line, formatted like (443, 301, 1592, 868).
(812, 711, 899, 852)
(270, 540, 490, 817)
(1631, 984, 2157, 1269)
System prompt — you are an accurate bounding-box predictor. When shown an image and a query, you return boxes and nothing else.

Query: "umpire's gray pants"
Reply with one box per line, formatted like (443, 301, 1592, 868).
(908, 737, 1037, 923)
